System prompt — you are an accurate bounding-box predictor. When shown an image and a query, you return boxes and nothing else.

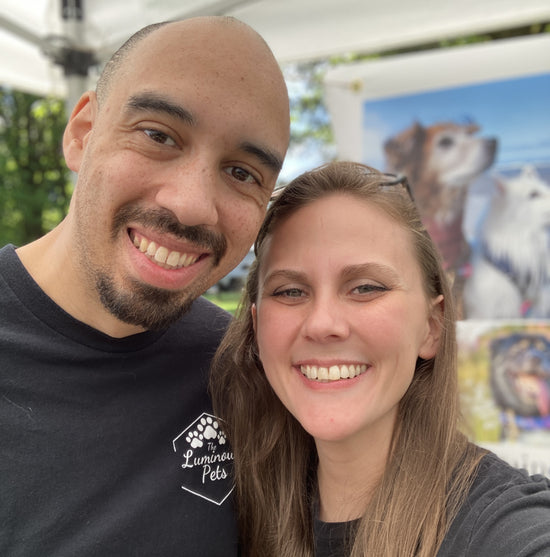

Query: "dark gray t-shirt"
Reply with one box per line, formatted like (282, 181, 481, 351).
(0, 245, 238, 557)
(439, 451, 550, 556)
(314, 452, 550, 556)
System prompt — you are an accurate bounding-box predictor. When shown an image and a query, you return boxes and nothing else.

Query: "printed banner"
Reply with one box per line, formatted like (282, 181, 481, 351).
(458, 321, 550, 475)
(325, 34, 550, 472)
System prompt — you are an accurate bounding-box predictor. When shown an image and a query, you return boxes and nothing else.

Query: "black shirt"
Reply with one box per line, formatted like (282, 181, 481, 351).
(313, 452, 550, 556)
(0, 245, 238, 557)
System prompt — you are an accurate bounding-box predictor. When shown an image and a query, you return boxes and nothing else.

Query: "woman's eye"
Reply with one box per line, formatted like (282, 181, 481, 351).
(143, 128, 177, 146)
(224, 166, 258, 185)
(272, 287, 305, 299)
(352, 283, 387, 295)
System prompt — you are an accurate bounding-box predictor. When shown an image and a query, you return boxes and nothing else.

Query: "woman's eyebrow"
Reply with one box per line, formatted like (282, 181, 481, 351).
(341, 262, 398, 279)
(262, 269, 306, 286)
(263, 264, 400, 284)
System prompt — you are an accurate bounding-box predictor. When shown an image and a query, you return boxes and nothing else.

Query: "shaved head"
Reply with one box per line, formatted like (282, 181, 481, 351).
(96, 21, 168, 105)
(96, 17, 278, 106)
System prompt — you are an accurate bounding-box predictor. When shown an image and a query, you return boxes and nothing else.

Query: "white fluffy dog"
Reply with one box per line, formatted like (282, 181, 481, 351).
(464, 165, 550, 319)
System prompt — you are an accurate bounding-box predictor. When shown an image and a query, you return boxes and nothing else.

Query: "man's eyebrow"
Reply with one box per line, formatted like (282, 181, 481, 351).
(125, 94, 283, 173)
(125, 93, 195, 126)
(240, 142, 284, 174)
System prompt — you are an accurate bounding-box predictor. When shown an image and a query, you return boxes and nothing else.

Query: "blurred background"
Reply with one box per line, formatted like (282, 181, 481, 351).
(1, 0, 550, 471)
(2, 0, 548, 249)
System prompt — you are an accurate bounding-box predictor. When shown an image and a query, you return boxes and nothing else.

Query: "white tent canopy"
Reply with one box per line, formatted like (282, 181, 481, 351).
(1, 0, 550, 106)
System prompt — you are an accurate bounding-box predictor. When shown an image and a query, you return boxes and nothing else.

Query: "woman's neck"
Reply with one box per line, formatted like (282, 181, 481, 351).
(315, 429, 392, 523)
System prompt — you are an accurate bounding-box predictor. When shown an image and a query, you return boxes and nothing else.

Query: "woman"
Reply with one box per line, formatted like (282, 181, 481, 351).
(210, 161, 550, 556)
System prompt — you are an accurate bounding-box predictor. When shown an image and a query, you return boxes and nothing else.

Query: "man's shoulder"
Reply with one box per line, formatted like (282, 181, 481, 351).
(168, 296, 232, 340)
(0, 244, 16, 267)
(189, 296, 232, 325)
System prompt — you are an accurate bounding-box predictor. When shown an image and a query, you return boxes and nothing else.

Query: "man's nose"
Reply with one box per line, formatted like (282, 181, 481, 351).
(154, 158, 220, 227)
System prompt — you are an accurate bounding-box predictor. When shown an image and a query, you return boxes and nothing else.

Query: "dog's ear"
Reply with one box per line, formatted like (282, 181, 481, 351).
(410, 121, 425, 141)
(494, 175, 508, 197)
(384, 121, 426, 176)
(520, 164, 540, 181)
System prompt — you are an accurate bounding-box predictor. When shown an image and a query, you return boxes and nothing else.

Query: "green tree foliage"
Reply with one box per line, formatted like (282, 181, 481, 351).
(285, 61, 334, 146)
(0, 88, 71, 246)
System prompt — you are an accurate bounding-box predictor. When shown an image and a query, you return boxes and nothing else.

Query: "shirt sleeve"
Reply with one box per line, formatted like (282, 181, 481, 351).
(465, 476, 550, 556)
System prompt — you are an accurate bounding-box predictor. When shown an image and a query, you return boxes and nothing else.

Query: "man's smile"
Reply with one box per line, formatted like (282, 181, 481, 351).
(130, 230, 202, 270)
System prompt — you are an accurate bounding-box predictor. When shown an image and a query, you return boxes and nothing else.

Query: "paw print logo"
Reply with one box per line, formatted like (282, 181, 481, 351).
(185, 416, 220, 448)
(185, 430, 203, 448)
(173, 412, 234, 506)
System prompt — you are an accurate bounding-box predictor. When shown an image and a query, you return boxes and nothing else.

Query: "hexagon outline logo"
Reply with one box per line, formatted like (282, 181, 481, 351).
(172, 412, 234, 506)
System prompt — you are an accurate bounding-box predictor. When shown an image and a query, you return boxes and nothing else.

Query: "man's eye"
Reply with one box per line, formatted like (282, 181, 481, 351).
(224, 166, 258, 184)
(143, 129, 177, 146)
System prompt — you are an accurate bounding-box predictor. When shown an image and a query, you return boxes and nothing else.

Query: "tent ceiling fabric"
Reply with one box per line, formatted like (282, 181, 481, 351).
(1, 0, 550, 98)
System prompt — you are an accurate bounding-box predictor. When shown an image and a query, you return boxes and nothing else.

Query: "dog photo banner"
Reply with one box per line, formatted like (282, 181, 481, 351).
(324, 34, 550, 471)
(457, 321, 550, 476)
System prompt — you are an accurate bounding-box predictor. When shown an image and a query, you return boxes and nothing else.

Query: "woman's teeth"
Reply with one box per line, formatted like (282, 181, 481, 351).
(300, 364, 368, 382)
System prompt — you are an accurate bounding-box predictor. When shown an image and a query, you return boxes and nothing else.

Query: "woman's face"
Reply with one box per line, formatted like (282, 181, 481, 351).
(253, 193, 442, 447)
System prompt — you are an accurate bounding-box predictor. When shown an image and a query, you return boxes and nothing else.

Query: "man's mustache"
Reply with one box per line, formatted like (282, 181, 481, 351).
(113, 206, 227, 265)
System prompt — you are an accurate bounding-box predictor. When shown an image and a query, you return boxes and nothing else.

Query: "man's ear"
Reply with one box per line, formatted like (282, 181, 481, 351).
(63, 91, 98, 172)
(419, 294, 444, 360)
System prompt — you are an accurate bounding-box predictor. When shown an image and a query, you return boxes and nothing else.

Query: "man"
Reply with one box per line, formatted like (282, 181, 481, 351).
(0, 16, 289, 556)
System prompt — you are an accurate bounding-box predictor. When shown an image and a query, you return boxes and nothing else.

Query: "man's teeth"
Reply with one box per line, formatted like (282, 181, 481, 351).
(132, 233, 199, 270)
(300, 364, 368, 382)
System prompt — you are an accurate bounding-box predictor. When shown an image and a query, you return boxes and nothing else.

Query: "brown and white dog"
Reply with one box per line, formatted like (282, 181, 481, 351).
(384, 121, 497, 281)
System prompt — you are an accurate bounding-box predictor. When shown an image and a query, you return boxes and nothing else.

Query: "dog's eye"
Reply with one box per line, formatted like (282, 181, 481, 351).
(529, 190, 540, 199)
(437, 136, 454, 149)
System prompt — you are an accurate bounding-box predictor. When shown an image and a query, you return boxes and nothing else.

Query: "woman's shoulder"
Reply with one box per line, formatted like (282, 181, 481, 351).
(473, 450, 550, 494)
(438, 450, 550, 556)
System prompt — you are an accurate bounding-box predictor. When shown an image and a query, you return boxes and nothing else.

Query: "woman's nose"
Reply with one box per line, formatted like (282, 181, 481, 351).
(301, 296, 350, 343)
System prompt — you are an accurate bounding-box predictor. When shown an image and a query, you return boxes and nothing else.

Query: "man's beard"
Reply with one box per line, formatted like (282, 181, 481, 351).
(92, 206, 227, 330)
(96, 273, 197, 331)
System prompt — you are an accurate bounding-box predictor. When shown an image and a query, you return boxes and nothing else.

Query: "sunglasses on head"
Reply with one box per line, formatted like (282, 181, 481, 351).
(270, 171, 414, 202)
(376, 173, 415, 202)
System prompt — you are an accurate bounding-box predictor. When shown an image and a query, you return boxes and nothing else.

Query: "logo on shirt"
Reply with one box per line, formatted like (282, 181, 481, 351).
(172, 412, 234, 505)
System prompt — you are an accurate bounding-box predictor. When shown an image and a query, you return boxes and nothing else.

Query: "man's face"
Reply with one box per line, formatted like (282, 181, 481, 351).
(65, 21, 289, 332)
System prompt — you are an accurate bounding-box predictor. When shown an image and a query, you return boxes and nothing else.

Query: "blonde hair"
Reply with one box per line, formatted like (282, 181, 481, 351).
(210, 161, 482, 556)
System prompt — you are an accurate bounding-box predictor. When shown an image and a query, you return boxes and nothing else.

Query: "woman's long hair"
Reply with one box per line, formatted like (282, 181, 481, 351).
(210, 161, 483, 556)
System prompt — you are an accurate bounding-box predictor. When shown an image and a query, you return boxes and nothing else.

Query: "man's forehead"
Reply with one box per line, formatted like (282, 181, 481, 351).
(106, 18, 289, 160)
(129, 18, 265, 65)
